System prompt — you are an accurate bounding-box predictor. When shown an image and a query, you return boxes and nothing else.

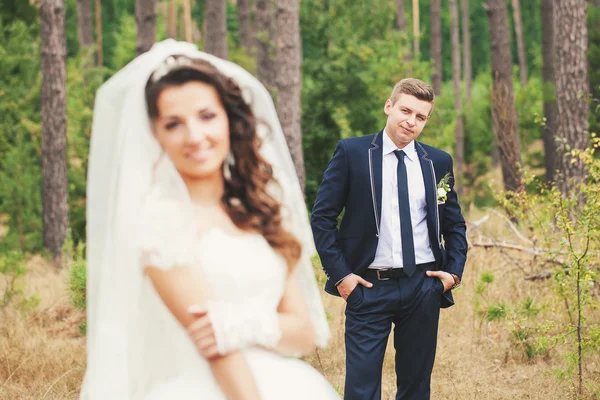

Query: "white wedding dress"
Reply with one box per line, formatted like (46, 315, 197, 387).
(137, 189, 339, 400)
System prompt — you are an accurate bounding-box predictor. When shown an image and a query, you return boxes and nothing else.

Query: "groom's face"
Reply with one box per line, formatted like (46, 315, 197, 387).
(384, 93, 432, 149)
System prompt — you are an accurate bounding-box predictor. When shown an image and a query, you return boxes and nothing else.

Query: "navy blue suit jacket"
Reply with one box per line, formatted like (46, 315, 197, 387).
(310, 131, 468, 308)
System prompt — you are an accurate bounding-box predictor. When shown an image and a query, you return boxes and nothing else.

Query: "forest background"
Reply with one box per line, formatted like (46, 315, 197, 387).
(1, 0, 600, 398)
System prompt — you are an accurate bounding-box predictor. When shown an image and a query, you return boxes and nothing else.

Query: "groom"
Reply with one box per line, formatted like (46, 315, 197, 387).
(311, 78, 467, 399)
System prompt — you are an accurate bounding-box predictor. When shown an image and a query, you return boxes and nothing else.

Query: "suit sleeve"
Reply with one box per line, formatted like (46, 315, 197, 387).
(441, 156, 468, 279)
(310, 140, 353, 285)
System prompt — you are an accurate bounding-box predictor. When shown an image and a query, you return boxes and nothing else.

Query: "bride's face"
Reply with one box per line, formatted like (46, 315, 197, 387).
(152, 81, 230, 180)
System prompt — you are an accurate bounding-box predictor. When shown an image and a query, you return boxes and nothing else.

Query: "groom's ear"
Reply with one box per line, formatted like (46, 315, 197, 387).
(384, 99, 392, 115)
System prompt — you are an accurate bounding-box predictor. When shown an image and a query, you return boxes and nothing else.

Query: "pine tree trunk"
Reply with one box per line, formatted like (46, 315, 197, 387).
(205, 0, 228, 59)
(430, 0, 442, 95)
(461, 0, 472, 101)
(412, 0, 420, 55)
(276, 0, 305, 191)
(511, 0, 528, 86)
(182, 0, 192, 42)
(40, 0, 69, 262)
(396, 0, 407, 31)
(486, 0, 523, 192)
(449, 0, 463, 190)
(135, 0, 157, 55)
(167, 0, 177, 39)
(238, 0, 253, 52)
(255, 0, 275, 91)
(541, 0, 557, 183)
(95, 0, 103, 66)
(76, 0, 94, 48)
(554, 0, 588, 195)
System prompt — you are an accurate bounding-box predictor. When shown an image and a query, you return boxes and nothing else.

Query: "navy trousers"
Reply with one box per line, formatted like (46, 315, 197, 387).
(344, 265, 442, 400)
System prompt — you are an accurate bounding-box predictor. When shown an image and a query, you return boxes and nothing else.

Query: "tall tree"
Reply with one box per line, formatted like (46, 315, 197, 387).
(430, 0, 442, 95)
(40, 0, 69, 261)
(76, 0, 94, 49)
(182, 0, 192, 42)
(461, 0, 472, 101)
(167, 0, 177, 39)
(95, 0, 102, 66)
(256, 0, 275, 90)
(396, 0, 407, 31)
(449, 0, 463, 186)
(412, 0, 420, 55)
(276, 0, 305, 190)
(486, 0, 523, 192)
(541, 0, 557, 183)
(205, 0, 228, 59)
(135, 0, 157, 55)
(237, 0, 253, 52)
(554, 0, 588, 196)
(511, 0, 528, 86)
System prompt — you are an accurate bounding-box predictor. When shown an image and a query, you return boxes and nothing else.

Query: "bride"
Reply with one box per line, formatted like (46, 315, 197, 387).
(81, 40, 338, 399)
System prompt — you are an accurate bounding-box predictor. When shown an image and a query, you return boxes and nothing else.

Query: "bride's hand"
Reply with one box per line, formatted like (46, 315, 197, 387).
(187, 305, 220, 360)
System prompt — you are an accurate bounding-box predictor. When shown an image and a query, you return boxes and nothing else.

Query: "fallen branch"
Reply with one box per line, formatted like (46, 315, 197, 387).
(471, 239, 565, 265)
(524, 270, 553, 281)
(486, 208, 533, 245)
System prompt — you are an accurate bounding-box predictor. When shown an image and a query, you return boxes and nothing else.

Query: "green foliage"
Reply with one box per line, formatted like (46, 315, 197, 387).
(0, 250, 40, 312)
(0, 21, 43, 253)
(486, 302, 507, 321)
(497, 138, 600, 393)
(65, 232, 87, 312)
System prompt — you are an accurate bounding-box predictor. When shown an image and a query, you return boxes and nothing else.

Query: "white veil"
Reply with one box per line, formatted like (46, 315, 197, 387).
(81, 39, 329, 399)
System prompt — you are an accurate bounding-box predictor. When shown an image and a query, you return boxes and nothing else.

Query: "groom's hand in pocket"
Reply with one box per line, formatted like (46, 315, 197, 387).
(338, 274, 373, 300)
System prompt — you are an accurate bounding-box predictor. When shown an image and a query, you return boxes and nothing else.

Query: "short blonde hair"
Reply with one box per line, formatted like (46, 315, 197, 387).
(389, 78, 435, 106)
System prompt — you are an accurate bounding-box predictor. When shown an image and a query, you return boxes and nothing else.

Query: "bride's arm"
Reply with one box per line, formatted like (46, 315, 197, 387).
(271, 274, 317, 356)
(145, 266, 261, 400)
(188, 273, 318, 358)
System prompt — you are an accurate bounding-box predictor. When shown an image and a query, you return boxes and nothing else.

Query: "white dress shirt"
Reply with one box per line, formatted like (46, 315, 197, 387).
(369, 132, 435, 269)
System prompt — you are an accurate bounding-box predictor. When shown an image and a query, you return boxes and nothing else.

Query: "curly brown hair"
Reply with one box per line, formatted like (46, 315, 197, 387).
(145, 56, 302, 272)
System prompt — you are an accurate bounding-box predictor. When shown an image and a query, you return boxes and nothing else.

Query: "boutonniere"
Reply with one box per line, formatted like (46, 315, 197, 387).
(437, 173, 452, 205)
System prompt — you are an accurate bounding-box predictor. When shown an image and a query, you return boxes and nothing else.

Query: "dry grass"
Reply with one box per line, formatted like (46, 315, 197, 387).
(1, 211, 599, 399)
(0, 256, 85, 400)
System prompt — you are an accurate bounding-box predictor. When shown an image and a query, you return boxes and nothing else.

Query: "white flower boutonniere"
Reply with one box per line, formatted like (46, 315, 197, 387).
(437, 173, 452, 205)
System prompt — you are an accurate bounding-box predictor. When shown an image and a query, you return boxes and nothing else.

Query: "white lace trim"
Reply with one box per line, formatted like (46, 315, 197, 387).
(137, 188, 200, 270)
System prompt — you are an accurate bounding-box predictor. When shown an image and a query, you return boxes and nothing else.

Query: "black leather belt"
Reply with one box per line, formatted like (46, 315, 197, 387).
(364, 268, 407, 280)
(365, 262, 436, 281)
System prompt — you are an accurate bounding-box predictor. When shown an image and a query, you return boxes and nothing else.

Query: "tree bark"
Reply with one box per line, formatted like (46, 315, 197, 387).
(430, 0, 442, 95)
(461, 0, 472, 101)
(255, 0, 275, 91)
(182, 0, 192, 42)
(511, 0, 528, 86)
(276, 0, 305, 191)
(486, 0, 523, 192)
(541, 0, 557, 183)
(205, 0, 228, 59)
(95, 0, 102, 66)
(412, 0, 420, 55)
(396, 0, 407, 31)
(167, 0, 177, 39)
(449, 0, 463, 190)
(237, 0, 253, 52)
(40, 0, 69, 261)
(76, 0, 94, 48)
(554, 0, 588, 195)
(135, 0, 157, 55)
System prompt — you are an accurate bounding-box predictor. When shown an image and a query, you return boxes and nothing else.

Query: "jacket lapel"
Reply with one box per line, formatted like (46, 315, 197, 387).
(416, 142, 441, 249)
(368, 131, 383, 235)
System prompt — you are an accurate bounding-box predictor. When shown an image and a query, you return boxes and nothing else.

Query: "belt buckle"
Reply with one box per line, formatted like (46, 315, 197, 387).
(376, 269, 391, 281)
